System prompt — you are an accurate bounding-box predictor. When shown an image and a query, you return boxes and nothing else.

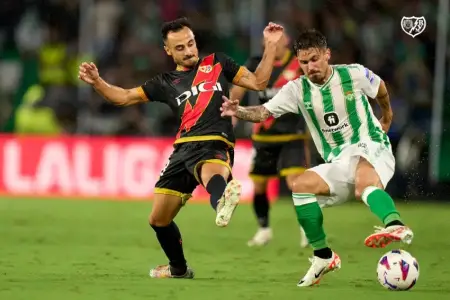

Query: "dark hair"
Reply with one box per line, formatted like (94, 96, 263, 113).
(293, 28, 327, 53)
(161, 17, 193, 41)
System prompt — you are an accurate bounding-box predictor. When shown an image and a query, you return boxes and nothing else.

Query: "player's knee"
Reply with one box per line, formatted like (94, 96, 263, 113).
(252, 180, 267, 195)
(291, 174, 315, 194)
(148, 212, 172, 227)
(354, 187, 365, 201)
(354, 177, 371, 200)
(291, 171, 330, 195)
(354, 180, 383, 201)
(200, 163, 230, 186)
(285, 174, 300, 190)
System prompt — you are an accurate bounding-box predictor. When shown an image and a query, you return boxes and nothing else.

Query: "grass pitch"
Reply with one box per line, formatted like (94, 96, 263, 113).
(0, 197, 448, 300)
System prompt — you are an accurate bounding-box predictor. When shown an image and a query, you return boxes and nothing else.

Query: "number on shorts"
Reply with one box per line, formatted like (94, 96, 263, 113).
(160, 159, 170, 176)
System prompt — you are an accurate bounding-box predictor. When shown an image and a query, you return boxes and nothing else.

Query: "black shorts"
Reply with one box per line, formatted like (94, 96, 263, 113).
(249, 139, 306, 180)
(155, 140, 234, 203)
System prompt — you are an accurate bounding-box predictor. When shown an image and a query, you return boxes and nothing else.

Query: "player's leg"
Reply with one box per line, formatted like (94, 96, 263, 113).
(252, 178, 270, 228)
(353, 145, 413, 248)
(292, 163, 348, 287)
(247, 177, 273, 246)
(191, 142, 241, 227)
(279, 139, 310, 248)
(200, 161, 242, 227)
(149, 192, 194, 278)
(199, 160, 231, 209)
(247, 145, 278, 246)
(148, 148, 196, 279)
(285, 173, 311, 248)
(286, 174, 309, 248)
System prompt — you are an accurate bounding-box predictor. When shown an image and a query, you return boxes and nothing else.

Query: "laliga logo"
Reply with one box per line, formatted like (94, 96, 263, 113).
(401, 16, 426, 38)
(175, 82, 223, 106)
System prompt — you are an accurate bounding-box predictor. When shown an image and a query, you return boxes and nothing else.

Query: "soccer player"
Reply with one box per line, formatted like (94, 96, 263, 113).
(220, 29, 414, 287)
(229, 29, 311, 247)
(78, 17, 284, 279)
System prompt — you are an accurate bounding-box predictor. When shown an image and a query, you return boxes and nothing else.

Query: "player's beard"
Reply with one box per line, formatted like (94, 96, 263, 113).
(308, 66, 331, 84)
(308, 72, 324, 84)
(179, 55, 198, 68)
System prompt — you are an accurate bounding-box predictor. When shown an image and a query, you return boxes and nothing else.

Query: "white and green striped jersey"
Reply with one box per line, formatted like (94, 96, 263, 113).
(263, 64, 390, 162)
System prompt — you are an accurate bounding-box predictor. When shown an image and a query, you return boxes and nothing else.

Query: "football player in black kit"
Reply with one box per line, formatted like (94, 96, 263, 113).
(78, 17, 284, 279)
(230, 28, 311, 248)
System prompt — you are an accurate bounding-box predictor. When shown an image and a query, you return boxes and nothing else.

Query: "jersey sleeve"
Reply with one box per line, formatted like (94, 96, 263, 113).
(354, 64, 381, 99)
(137, 75, 167, 103)
(262, 80, 300, 118)
(216, 52, 245, 84)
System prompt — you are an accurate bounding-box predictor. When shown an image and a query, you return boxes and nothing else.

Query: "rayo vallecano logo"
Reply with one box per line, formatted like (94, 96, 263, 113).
(401, 16, 426, 38)
(199, 65, 212, 73)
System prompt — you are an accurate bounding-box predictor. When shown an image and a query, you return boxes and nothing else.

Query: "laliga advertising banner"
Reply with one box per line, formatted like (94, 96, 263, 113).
(0, 135, 279, 202)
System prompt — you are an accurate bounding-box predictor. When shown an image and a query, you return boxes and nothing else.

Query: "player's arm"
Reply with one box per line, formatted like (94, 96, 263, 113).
(234, 105, 272, 123)
(222, 81, 299, 123)
(374, 80, 393, 131)
(234, 23, 284, 90)
(221, 48, 276, 92)
(232, 44, 277, 91)
(229, 57, 261, 126)
(229, 86, 248, 126)
(229, 55, 261, 101)
(78, 62, 148, 106)
(93, 77, 147, 106)
(221, 23, 283, 91)
(229, 85, 248, 102)
(358, 65, 393, 132)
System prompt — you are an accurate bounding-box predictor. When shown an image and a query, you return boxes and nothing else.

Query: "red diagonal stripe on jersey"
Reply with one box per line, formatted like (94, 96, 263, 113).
(177, 54, 223, 137)
(272, 57, 301, 88)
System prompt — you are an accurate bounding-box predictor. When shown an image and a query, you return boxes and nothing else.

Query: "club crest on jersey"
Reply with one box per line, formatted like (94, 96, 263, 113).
(199, 65, 213, 73)
(401, 16, 426, 38)
(345, 91, 355, 101)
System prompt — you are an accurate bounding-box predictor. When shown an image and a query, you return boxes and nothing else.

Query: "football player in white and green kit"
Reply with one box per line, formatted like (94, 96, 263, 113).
(220, 29, 414, 287)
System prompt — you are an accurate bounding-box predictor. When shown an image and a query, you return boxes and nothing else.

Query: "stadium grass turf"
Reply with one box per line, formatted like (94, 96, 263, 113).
(0, 197, 448, 300)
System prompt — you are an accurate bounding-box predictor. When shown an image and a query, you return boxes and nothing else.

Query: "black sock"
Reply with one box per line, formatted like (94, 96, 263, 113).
(386, 220, 404, 227)
(151, 222, 187, 275)
(313, 247, 333, 259)
(253, 193, 269, 227)
(206, 174, 227, 211)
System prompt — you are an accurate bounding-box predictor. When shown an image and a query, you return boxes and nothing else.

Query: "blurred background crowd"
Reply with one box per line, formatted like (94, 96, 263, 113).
(0, 0, 448, 198)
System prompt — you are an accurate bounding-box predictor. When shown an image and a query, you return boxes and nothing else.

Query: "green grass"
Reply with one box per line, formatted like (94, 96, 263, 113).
(0, 197, 449, 300)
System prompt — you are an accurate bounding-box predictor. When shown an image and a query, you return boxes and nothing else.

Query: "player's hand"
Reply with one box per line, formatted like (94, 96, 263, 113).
(263, 22, 284, 44)
(78, 62, 100, 85)
(220, 95, 239, 117)
(379, 117, 392, 133)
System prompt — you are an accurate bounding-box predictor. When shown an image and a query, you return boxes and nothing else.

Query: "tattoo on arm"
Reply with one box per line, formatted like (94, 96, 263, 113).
(235, 105, 271, 123)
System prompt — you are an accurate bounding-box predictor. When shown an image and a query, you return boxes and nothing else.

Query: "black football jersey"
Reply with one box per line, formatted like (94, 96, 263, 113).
(245, 50, 306, 141)
(139, 53, 243, 147)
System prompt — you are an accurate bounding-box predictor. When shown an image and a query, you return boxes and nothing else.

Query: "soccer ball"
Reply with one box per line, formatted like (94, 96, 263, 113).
(377, 249, 419, 291)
